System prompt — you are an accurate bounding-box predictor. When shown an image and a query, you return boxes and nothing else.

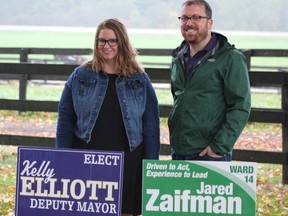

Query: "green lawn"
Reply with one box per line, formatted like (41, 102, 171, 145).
(0, 82, 282, 109)
(1, 28, 288, 49)
(1, 28, 288, 68)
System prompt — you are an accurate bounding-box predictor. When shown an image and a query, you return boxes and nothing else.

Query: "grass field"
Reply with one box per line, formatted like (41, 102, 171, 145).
(1, 26, 288, 49)
(1, 26, 288, 68)
(0, 82, 282, 109)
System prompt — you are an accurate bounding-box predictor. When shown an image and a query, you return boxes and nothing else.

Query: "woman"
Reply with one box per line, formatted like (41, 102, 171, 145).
(56, 18, 160, 216)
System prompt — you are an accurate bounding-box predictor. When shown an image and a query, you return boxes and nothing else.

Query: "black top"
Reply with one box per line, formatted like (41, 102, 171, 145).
(73, 73, 129, 151)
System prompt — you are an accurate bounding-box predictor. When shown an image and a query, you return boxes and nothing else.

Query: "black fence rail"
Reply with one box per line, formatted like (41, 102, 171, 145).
(0, 48, 288, 184)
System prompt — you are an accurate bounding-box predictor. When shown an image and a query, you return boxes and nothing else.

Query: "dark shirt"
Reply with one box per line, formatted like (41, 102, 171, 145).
(72, 74, 129, 151)
(183, 34, 217, 78)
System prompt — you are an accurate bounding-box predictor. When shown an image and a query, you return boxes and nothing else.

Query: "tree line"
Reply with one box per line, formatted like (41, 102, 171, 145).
(1, 0, 288, 32)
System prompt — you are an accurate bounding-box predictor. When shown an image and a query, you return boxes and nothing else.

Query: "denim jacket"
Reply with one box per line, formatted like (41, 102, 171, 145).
(56, 66, 160, 159)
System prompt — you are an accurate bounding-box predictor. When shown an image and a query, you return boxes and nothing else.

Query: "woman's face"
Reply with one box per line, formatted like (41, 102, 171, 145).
(97, 28, 119, 63)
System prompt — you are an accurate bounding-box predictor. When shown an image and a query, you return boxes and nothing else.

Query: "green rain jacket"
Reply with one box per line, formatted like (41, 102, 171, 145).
(168, 32, 251, 156)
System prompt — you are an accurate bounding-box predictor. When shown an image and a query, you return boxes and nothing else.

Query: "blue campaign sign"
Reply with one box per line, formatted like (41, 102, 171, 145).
(15, 147, 124, 216)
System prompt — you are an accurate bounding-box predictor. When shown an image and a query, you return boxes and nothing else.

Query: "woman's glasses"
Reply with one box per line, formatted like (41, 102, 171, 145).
(97, 38, 118, 47)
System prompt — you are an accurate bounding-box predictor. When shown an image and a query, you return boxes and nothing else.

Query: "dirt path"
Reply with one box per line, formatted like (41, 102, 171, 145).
(0, 119, 282, 152)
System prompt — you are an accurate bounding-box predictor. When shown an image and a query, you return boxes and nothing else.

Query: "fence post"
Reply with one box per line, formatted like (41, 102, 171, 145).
(242, 49, 252, 70)
(19, 48, 29, 100)
(282, 72, 288, 184)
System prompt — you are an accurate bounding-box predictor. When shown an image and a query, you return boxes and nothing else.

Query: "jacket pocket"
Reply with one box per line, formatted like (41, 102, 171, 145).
(126, 79, 144, 101)
(78, 78, 97, 96)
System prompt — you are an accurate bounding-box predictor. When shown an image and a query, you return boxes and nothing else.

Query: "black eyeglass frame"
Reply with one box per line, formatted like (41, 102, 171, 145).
(97, 38, 118, 47)
(178, 15, 211, 22)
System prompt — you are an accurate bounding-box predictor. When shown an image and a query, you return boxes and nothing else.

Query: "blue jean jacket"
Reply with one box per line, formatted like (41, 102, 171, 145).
(56, 66, 160, 159)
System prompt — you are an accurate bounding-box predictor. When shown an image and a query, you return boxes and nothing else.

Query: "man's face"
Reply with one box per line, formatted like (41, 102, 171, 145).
(180, 4, 213, 45)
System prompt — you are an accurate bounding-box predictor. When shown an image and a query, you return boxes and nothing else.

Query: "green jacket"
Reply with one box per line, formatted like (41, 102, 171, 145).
(168, 32, 251, 156)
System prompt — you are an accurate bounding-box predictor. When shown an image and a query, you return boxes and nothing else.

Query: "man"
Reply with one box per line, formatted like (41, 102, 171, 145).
(168, 0, 251, 161)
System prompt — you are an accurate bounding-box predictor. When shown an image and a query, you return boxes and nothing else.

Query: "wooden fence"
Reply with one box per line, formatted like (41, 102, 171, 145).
(0, 47, 288, 184)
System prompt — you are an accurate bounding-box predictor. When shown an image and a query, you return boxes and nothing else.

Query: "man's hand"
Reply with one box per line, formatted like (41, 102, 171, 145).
(199, 146, 222, 158)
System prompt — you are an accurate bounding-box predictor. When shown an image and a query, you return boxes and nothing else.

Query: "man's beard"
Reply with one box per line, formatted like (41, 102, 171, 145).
(182, 27, 209, 45)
